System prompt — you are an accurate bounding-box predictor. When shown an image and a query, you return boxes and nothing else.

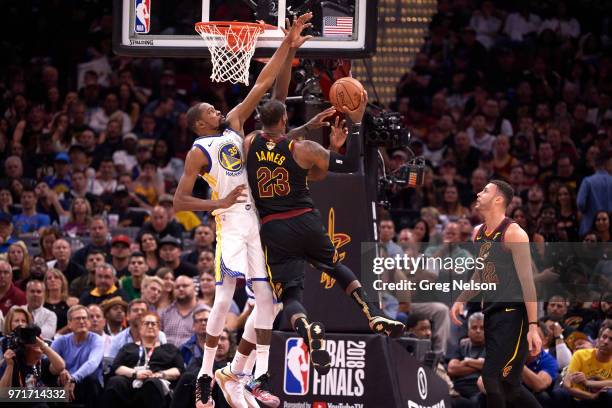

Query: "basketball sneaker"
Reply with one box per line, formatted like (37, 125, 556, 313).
(368, 312, 405, 338)
(240, 375, 261, 408)
(305, 321, 331, 375)
(195, 374, 215, 408)
(245, 373, 280, 407)
(215, 364, 248, 408)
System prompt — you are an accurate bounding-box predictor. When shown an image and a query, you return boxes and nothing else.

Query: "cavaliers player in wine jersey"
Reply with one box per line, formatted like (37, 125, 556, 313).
(174, 14, 313, 408)
(450, 180, 542, 408)
(244, 95, 405, 375)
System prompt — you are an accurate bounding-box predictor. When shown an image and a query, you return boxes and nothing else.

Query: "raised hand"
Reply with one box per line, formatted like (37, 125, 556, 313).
(329, 116, 348, 152)
(305, 107, 336, 130)
(343, 90, 368, 124)
(284, 12, 314, 48)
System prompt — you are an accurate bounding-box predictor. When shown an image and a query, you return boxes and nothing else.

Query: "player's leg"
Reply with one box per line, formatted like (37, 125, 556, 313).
(197, 220, 243, 407)
(260, 218, 331, 374)
(301, 210, 405, 337)
(481, 309, 541, 408)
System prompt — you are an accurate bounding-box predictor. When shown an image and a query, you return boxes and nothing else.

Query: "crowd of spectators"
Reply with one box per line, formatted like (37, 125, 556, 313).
(378, 1, 612, 407)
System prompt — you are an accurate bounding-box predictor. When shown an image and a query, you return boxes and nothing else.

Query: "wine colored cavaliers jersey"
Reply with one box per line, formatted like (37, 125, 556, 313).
(247, 133, 314, 219)
(192, 128, 254, 215)
(473, 217, 524, 313)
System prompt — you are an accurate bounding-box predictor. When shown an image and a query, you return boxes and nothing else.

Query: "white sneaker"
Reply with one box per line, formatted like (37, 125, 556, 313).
(215, 364, 248, 408)
(240, 375, 261, 408)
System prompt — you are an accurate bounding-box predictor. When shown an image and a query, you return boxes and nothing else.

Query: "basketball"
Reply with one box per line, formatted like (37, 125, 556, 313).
(329, 77, 365, 112)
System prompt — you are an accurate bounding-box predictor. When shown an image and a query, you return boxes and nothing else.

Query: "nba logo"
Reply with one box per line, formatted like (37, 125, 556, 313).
(134, 0, 151, 34)
(284, 338, 310, 395)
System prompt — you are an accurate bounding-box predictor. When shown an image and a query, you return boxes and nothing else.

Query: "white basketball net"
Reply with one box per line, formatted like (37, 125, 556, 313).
(196, 22, 265, 86)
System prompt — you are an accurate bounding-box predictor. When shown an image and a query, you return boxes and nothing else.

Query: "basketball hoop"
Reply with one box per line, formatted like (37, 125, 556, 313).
(195, 21, 266, 86)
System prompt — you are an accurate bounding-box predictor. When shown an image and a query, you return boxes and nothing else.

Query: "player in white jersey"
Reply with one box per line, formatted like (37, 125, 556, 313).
(173, 13, 313, 408)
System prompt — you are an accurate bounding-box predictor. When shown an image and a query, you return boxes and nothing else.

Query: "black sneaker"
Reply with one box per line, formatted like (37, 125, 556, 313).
(245, 373, 280, 407)
(369, 314, 405, 338)
(195, 374, 215, 407)
(306, 321, 332, 375)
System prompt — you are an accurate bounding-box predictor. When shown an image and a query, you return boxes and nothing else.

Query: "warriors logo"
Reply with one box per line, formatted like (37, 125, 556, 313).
(218, 143, 243, 172)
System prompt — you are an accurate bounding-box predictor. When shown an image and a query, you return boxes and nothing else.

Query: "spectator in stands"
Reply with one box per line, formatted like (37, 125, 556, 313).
(179, 308, 210, 366)
(108, 299, 167, 360)
(170, 328, 234, 408)
(7, 241, 30, 285)
(2, 306, 32, 336)
(467, 113, 495, 154)
(70, 249, 105, 298)
(448, 312, 485, 408)
(379, 218, 403, 258)
(0, 260, 26, 315)
(140, 232, 161, 273)
(38, 227, 62, 262)
(521, 329, 559, 405)
(133, 159, 165, 206)
(94, 157, 118, 195)
(195, 270, 239, 331)
(12, 186, 50, 235)
(47, 238, 86, 283)
(411, 218, 431, 253)
(52, 305, 103, 406)
(158, 235, 198, 278)
(71, 216, 111, 266)
(182, 225, 215, 265)
(110, 235, 132, 278)
(142, 276, 164, 311)
(113, 132, 139, 174)
(25, 280, 56, 341)
(439, 184, 470, 219)
(557, 326, 612, 405)
(593, 211, 611, 243)
(540, 320, 572, 371)
(156, 268, 175, 311)
(196, 249, 215, 276)
(555, 185, 580, 242)
(577, 152, 612, 237)
(0, 212, 16, 254)
(102, 312, 183, 408)
(89, 93, 132, 134)
(540, 2, 580, 39)
(138, 206, 183, 241)
(120, 252, 148, 300)
(0, 324, 65, 390)
(110, 184, 148, 228)
(79, 263, 130, 306)
(526, 184, 545, 229)
(503, 2, 541, 43)
(44, 268, 77, 335)
(160, 275, 204, 346)
(544, 295, 569, 323)
(422, 206, 443, 245)
(152, 139, 184, 186)
(101, 296, 128, 336)
(584, 293, 612, 340)
(62, 197, 92, 236)
(64, 168, 98, 204)
(88, 304, 113, 357)
(158, 194, 200, 233)
(469, 0, 501, 49)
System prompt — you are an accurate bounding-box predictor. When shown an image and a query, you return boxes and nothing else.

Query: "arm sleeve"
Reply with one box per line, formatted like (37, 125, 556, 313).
(555, 342, 573, 369)
(328, 123, 361, 173)
(72, 334, 104, 382)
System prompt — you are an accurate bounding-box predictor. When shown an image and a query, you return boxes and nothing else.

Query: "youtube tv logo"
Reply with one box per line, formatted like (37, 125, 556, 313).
(313, 403, 328, 408)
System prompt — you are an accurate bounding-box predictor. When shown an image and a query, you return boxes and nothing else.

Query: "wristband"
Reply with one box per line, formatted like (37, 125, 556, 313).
(528, 322, 539, 326)
(132, 371, 137, 380)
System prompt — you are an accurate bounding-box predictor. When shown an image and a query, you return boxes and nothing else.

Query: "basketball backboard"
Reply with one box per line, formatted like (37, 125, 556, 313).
(113, 0, 377, 58)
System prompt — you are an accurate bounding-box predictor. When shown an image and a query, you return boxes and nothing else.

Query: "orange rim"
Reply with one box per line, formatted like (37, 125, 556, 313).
(195, 21, 267, 39)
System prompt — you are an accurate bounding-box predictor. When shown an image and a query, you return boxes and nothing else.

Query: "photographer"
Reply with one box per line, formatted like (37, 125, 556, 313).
(0, 325, 65, 397)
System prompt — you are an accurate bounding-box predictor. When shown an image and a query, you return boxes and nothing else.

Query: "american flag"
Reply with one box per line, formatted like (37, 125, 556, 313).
(322, 16, 354, 37)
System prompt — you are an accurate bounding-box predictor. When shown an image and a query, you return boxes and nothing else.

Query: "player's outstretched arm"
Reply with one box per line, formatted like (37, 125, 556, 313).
(227, 13, 313, 132)
(173, 148, 246, 212)
(272, 17, 311, 103)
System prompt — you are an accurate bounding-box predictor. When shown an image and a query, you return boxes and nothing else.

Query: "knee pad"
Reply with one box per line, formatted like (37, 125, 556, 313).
(327, 262, 357, 290)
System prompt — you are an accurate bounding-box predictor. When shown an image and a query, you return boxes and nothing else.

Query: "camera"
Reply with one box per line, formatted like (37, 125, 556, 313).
(1, 325, 41, 353)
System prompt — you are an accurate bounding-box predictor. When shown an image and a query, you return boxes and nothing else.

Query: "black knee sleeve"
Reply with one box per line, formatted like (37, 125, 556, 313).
(281, 285, 307, 320)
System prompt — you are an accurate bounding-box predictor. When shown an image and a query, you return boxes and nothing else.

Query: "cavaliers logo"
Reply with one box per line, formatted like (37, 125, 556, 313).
(502, 366, 512, 378)
(320, 208, 351, 290)
(218, 143, 243, 172)
(479, 241, 492, 259)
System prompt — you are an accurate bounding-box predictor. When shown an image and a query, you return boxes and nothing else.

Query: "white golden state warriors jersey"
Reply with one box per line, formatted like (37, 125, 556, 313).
(192, 128, 254, 215)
